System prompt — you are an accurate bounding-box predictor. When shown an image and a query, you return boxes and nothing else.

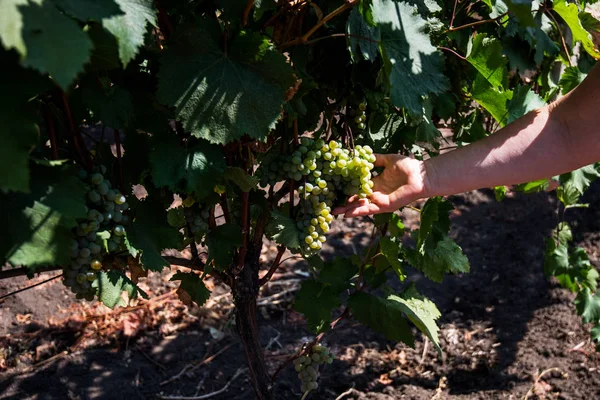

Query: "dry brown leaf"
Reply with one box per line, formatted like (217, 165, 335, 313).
(122, 312, 143, 337)
(176, 287, 193, 306)
(128, 256, 147, 284)
(378, 373, 393, 385)
(16, 314, 32, 323)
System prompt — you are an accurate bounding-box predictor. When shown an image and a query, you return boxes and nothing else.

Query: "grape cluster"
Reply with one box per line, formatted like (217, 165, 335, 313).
(347, 101, 368, 131)
(62, 166, 130, 301)
(293, 344, 333, 394)
(292, 139, 376, 256)
(189, 209, 210, 236)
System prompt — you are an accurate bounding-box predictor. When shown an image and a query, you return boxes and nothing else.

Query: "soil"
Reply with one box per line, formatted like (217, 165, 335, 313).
(2, 184, 600, 400)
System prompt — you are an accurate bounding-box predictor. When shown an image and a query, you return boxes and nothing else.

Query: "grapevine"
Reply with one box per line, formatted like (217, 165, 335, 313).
(0, 0, 599, 399)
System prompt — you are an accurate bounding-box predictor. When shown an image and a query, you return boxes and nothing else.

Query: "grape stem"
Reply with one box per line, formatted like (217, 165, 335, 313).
(258, 246, 287, 286)
(114, 129, 125, 192)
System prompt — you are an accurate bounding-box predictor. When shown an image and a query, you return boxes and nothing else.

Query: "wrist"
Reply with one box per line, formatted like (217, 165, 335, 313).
(420, 158, 438, 199)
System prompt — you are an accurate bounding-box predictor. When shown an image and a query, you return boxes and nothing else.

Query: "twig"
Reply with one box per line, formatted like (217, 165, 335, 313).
(280, 0, 358, 49)
(60, 92, 92, 171)
(449, 0, 459, 28)
(546, 10, 573, 66)
(0, 265, 63, 279)
(419, 336, 430, 366)
(158, 367, 247, 400)
(136, 346, 167, 371)
(259, 246, 287, 286)
(335, 384, 356, 400)
(160, 343, 235, 386)
(304, 32, 380, 46)
(113, 129, 124, 192)
(0, 274, 63, 302)
(45, 108, 58, 160)
(445, 12, 508, 33)
(256, 286, 299, 306)
(523, 367, 565, 400)
(438, 46, 466, 60)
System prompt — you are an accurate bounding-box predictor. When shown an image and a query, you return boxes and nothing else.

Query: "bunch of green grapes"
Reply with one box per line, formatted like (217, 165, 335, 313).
(257, 156, 289, 188)
(62, 166, 130, 301)
(293, 344, 333, 394)
(189, 208, 210, 236)
(288, 138, 376, 256)
(347, 101, 368, 131)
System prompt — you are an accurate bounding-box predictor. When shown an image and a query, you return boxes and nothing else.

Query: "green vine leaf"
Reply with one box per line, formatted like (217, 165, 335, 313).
(347, 7, 380, 62)
(559, 66, 587, 95)
(126, 199, 183, 271)
(149, 133, 226, 200)
(102, 0, 157, 67)
(95, 270, 148, 309)
(391, 283, 442, 354)
(157, 27, 295, 144)
(348, 291, 415, 346)
(0, 164, 87, 270)
(506, 85, 546, 124)
(293, 279, 342, 333)
(10, 1, 93, 89)
(171, 272, 211, 306)
(553, 0, 600, 59)
(266, 210, 302, 249)
(206, 223, 243, 271)
(51, 0, 123, 21)
(575, 288, 600, 324)
(371, 0, 448, 114)
(466, 33, 508, 90)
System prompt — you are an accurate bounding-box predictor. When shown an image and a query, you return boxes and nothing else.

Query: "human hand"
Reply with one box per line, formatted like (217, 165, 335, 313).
(332, 154, 429, 217)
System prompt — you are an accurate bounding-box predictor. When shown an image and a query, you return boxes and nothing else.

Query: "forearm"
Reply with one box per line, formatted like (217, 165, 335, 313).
(424, 64, 600, 198)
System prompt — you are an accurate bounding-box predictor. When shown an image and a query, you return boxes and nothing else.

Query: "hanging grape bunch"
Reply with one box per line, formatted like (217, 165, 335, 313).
(293, 344, 334, 395)
(62, 166, 130, 301)
(290, 138, 376, 256)
(347, 101, 368, 132)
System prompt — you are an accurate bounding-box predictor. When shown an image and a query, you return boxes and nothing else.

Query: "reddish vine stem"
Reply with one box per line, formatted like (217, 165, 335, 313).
(545, 10, 573, 66)
(0, 265, 62, 280)
(258, 246, 286, 286)
(438, 46, 467, 60)
(113, 129, 125, 192)
(45, 108, 58, 160)
(241, 0, 255, 27)
(156, 1, 173, 40)
(449, 0, 459, 29)
(445, 12, 508, 33)
(279, 0, 358, 49)
(60, 92, 92, 170)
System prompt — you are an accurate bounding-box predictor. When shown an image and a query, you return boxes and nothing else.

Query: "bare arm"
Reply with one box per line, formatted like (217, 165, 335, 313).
(334, 62, 600, 217)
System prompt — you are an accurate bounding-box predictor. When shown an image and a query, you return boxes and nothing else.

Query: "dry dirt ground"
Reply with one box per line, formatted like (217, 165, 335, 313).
(2, 184, 600, 400)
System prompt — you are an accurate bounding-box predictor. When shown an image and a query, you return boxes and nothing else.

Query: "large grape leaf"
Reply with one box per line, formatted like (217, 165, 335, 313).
(148, 133, 226, 200)
(472, 74, 513, 127)
(157, 27, 295, 144)
(553, 0, 600, 59)
(371, 0, 448, 115)
(95, 270, 148, 308)
(16, 1, 93, 89)
(82, 85, 134, 129)
(348, 292, 415, 346)
(102, 0, 157, 67)
(0, 0, 28, 55)
(0, 163, 87, 270)
(171, 272, 211, 306)
(205, 223, 243, 271)
(390, 284, 442, 354)
(318, 258, 359, 292)
(559, 66, 587, 95)
(417, 197, 452, 253)
(51, 0, 123, 20)
(293, 279, 342, 333)
(575, 288, 600, 324)
(347, 7, 380, 62)
(266, 210, 302, 249)
(126, 199, 182, 271)
(506, 85, 545, 124)
(466, 33, 508, 90)
(559, 164, 600, 195)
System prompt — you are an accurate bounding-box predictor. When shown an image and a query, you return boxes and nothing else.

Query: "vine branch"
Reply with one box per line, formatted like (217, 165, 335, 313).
(445, 12, 508, 33)
(280, 0, 358, 49)
(259, 246, 286, 286)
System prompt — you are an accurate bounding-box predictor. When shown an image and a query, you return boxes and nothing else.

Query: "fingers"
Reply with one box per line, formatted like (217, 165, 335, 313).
(332, 196, 366, 215)
(343, 202, 382, 217)
(373, 153, 389, 167)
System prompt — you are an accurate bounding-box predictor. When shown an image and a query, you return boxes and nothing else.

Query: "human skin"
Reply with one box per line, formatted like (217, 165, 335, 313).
(333, 62, 600, 217)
